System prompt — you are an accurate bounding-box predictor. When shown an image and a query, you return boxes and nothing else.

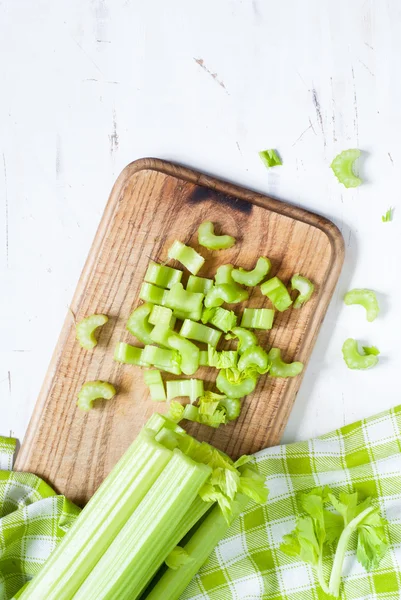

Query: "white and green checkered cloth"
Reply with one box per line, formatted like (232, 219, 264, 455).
(0, 437, 80, 600)
(2, 406, 401, 600)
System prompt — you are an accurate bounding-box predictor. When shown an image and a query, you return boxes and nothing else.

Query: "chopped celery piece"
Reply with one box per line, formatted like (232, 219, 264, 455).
(17, 430, 173, 600)
(155, 428, 180, 450)
(330, 149, 361, 188)
(144, 261, 182, 289)
(344, 288, 379, 322)
(76, 314, 108, 350)
(261, 276, 292, 311)
(144, 370, 166, 402)
(215, 264, 242, 290)
(199, 350, 209, 366)
(241, 307, 274, 330)
(145, 412, 185, 434)
(208, 346, 238, 369)
(186, 275, 214, 295)
(238, 345, 270, 374)
(167, 240, 205, 275)
(259, 149, 282, 168)
(150, 321, 175, 348)
(164, 282, 204, 315)
(291, 274, 315, 308)
(219, 397, 241, 421)
(225, 327, 258, 355)
(149, 305, 176, 327)
(173, 307, 203, 322)
(168, 333, 200, 376)
(166, 379, 204, 404)
(183, 403, 200, 421)
(142, 345, 182, 375)
(201, 306, 237, 333)
(198, 221, 236, 250)
(180, 319, 222, 348)
(205, 283, 249, 308)
(342, 338, 379, 370)
(167, 400, 185, 422)
(126, 302, 155, 345)
(216, 369, 257, 398)
(197, 399, 227, 428)
(363, 345, 380, 356)
(232, 257, 271, 286)
(114, 342, 149, 366)
(145, 495, 251, 600)
(382, 208, 393, 223)
(77, 381, 116, 411)
(165, 546, 193, 570)
(268, 348, 304, 378)
(73, 451, 212, 600)
(139, 282, 168, 306)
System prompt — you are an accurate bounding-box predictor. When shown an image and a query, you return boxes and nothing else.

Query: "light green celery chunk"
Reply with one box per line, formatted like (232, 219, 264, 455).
(382, 208, 393, 223)
(150, 321, 175, 348)
(168, 333, 200, 376)
(216, 369, 257, 398)
(259, 149, 282, 169)
(77, 381, 116, 411)
(232, 257, 271, 286)
(201, 307, 237, 333)
(166, 379, 204, 404)
(183, 403, 200, 421)
(241, 308, 274, 330)
(268, 348, 304, 378)
(344, 288, 379, 322)
(208, 346, 238, 369)
(126, 302, 155, 345)
(180, 319, 222, 348)
(215, 264, 240, 287)
(17, 430, 173, 600)
(330, 149, 361, 188)
(199, 350, 209, 366)
(342, 338, 379, 370)
(186, 275, 214, 295)
(139, 283, 168, 306)
(76, 314, 108, 350)
(144, 370, 166, 402)
(73, 451, 212, 600)
(173, 307, 203, 322)
(205, 284, 249, 308)
(167, 240, 205, 275)
(261, 276, 292, 311)
(114, 342, 149, 366)
(145, 261, 182, 289)
(142, 346, 182, 375)
(146, 495, 251, 600)
(291, 274, 315, 308)
(198, 221, 236, 250)
(238, 345, 270, 374)
(225, 327, 258, 355)
(149, 305, 176, 327)
(167, 400, 185, 423)
(219, 397, 241, 421)
(363, 345, 380, 356)
(164, 282, 204, 315)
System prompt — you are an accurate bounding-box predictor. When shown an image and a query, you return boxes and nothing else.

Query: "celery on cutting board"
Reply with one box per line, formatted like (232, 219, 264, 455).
(17, 430, 173, 600)
(73, 451, 212, 600)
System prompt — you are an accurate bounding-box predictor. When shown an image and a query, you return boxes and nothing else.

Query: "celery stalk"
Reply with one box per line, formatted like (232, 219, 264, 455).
(18, 431, 173, 600)
(73, 451, 212, 600)
(146, 495, 250, 600)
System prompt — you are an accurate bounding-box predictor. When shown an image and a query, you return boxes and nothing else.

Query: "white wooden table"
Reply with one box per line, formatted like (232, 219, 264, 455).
(1, 0, 400, 447)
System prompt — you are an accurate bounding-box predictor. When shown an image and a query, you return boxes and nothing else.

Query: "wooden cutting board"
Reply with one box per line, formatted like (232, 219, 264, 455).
(15, 158, 344, 505)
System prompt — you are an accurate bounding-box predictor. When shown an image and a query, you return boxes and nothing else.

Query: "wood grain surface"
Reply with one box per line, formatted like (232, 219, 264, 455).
(15, 158, 344, 505)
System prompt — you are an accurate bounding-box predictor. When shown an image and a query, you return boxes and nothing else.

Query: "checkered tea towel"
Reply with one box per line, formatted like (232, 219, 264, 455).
(0, 436, 80, 600)
(182, 405, 401, 600)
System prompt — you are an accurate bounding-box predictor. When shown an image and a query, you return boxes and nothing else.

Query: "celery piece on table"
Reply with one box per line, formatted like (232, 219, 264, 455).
(180, 319, 222, 348)
(232, 257, 271, 286)
(126, 302, 155, 345)
(198, 221, 236, 250)
(76, 314, 108, 350)
(168, 333, 200, 376)
(168, 240, 205, 275)
(241, 307, 274, 330)
(144, 261, 183, 289)
(261, 276, 292, 312)
(164, 282, 204, 315)
(342, 338, 379, 370)
(201, 306, 237, 333)
(330, 149, 361, 188)
(344, 288, 379, 322)
(268, 348, 303, 378)
(114, 342, 149, 367)
(259, 149, 282, 169)
(225, 327, 258, 355)
(144, 370, 166, 402)
(77, 381, 116, 411)
(166, 379, 204, 404)
(291, 274, 315, 308)
(186, 275, 214, 295)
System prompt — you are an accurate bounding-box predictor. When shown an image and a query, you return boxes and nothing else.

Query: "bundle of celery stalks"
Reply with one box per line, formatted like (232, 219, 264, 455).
(17, 222, 314, 600)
